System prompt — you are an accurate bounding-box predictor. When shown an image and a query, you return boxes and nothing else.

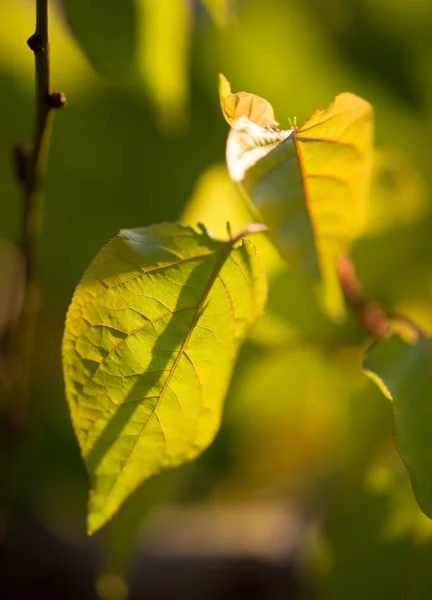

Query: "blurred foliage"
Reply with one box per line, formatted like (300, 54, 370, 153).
(1, 0, 432, 597)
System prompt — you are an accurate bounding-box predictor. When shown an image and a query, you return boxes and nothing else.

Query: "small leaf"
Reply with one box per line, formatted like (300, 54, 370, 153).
(364, 333, 432, 520)
(219, 73, 277, 128)
(224, 86, 374, 318)
(63, 223, 266, 532)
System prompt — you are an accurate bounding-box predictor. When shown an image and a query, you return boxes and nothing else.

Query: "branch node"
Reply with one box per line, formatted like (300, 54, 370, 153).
(46, 92, 67, 109)
(27, 34, 44, 53)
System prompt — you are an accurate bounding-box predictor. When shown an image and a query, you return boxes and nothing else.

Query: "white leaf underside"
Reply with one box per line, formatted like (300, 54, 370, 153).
(226, 116, 293, 181)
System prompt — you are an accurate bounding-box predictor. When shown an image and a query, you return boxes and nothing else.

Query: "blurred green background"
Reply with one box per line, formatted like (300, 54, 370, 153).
(1, 0, 432, 598)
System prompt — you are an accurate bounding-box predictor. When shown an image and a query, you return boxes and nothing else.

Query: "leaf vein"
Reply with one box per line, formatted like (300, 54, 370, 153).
(77, 305, 197, 398)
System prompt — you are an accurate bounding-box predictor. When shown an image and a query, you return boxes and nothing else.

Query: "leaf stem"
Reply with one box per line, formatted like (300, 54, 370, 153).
(226, 223, 269, 246)
(337, 254, 388, 339)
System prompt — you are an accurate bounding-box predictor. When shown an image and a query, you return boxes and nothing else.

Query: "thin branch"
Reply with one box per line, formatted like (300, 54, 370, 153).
(337, 254, 388, 339)
(24, 0, 65, 288)
(0, 0, 66, 521)
(13, 0, 65, 403)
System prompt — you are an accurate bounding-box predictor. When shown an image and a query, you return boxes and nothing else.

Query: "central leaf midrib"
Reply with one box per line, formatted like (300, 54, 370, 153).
(103, 238, 235, 504)
(292, 129, 322, 280)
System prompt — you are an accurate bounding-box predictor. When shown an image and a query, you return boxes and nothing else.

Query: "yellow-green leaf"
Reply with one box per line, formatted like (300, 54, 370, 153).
(62, 223, 266, 533)
(219, 73, 277, 128)
(364, 333, 432, 520)
(223, 82, 374, 318)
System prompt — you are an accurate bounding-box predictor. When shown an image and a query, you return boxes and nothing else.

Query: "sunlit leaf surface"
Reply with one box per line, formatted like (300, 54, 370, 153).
(219, 73, 277, 127)
(364, 333, 432, 520)
(222, 79, 374, 318)
(63, 223, 266, 532)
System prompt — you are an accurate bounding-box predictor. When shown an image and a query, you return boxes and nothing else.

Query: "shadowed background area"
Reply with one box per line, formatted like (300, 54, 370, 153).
(1, 0, 432, 599)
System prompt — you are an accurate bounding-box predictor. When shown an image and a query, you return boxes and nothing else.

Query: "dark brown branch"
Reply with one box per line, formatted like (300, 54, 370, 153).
(5, 0, 66, 406)
(0, 0, 66, 528)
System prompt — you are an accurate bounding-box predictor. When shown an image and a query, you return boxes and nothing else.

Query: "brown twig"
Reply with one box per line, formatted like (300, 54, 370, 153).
(337, 254, 388, 339)
(0, 0, 66, 526)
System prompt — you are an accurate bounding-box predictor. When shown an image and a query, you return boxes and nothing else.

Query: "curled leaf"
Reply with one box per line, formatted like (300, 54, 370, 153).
(219, 73, 277, 128)
(223, 82, 374, 319)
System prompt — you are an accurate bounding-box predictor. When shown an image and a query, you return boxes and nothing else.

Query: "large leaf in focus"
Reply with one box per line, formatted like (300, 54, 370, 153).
(364, 334, 432, 520)
(221, 79, 374, 318)
(63, 223, 266, 532)
(63, 0, 138, 80)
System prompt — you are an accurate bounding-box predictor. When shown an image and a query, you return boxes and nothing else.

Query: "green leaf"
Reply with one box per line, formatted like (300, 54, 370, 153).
(222, 80, 374, 319)
(63, 223, 266, 533)
(63, 0, 138, 80)
(364, 333, 432, 520)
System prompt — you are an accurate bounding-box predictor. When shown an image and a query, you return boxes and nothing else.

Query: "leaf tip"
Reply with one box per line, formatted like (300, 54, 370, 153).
(218, 72, 231, 97)
(87, 510, 106, 536)
(87, 489, 112, 535)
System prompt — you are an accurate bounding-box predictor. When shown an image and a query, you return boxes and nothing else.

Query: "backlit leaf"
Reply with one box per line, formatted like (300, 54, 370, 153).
(63, 223, 266, 532)
(219, 73, 277, 127)
(223, 81, 374, 318)
(364, 333, 432, 520)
